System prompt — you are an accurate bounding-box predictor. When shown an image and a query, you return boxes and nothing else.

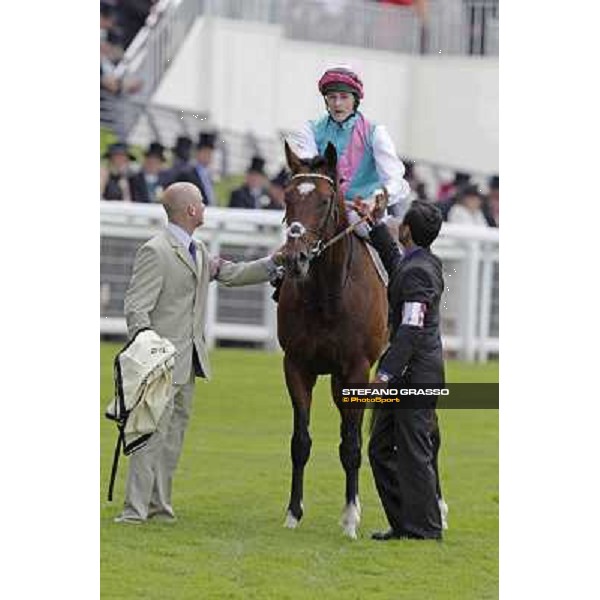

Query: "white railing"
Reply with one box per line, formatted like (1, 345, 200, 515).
(100, 201, 498, 361)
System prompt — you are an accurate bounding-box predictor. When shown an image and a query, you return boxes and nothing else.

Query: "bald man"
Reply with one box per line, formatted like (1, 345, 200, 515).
(115, 183, 281, 523)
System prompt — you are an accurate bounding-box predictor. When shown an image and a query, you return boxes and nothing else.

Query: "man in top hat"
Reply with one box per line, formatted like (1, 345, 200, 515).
(101, 142, 137, 201)
(129, 142, 169, 203)
(266, 168, 290, 210)
(229, 156, 274, 209)
(161, 136, 193, 187)
(177, 132, 217, 206)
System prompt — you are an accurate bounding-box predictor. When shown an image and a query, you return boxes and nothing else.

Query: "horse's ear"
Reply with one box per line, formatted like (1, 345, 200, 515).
(324, 142, 337, 179)
(285, 141, 303, 173)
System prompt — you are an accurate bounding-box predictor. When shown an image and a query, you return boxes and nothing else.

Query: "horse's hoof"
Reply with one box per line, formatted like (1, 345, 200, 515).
(284, 511, 300, 529)
(439, 498, 449, 530)
(340, 500, 361, 539)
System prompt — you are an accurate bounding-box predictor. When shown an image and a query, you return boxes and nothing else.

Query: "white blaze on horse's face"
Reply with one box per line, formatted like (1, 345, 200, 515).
(297, 182, 316, 196)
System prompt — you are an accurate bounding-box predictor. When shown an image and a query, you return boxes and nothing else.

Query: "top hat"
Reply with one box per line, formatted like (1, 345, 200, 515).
(171, 135, 192, 161)
(197, 132, 217, 150)
(103, 142, 135, 160)
(145, 141, 166, 161)
(247, 155, 266, 175)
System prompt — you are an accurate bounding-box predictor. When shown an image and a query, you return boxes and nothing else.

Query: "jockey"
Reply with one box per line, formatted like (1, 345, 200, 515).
(289, 65, 412, 236)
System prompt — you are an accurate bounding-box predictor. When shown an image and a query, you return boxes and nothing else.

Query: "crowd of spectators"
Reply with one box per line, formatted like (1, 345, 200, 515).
(439, 174, 499, 229)
(402, 162, 499, 229)
(100, 2, 156, 97)
(100, 133, 291, 209)
(101, 134, 498, 228)
(101, 1, 163, 137)
(101, 1, 157, 52)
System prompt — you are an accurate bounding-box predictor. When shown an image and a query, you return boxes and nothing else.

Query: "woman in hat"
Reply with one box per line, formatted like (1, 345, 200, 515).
(289, 65, 411, 234)
(447, 184, 488, 227)
(100, 142, 137, 201)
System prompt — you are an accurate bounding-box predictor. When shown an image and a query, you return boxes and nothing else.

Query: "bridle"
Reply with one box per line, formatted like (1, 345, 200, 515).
(285, 172, 368, 262)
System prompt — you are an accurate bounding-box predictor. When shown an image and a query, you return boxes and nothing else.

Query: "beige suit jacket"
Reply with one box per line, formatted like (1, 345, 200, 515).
(124, 228, 273, 384)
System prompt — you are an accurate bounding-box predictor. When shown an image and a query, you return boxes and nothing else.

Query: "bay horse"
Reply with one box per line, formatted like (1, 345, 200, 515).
(277, 141, 388, 538)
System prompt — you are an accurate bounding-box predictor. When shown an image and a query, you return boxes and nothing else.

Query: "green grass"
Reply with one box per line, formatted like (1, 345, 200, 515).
(101, 344, 498, 599)
(214, 175, 245, 207)
(101, 127, 118, 156)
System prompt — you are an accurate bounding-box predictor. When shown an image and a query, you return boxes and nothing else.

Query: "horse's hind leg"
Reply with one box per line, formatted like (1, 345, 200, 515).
(283, 354, 316, 529)
(333, 372, 365, 539)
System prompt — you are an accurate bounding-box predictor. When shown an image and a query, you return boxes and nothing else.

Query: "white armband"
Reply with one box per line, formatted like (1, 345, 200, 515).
(401, 302, 426, 328)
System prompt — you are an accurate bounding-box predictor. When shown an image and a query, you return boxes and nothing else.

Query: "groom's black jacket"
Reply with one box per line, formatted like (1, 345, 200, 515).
(370, 222, 445, 389)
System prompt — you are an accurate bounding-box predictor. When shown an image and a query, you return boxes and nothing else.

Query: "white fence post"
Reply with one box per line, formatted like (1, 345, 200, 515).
(477, 243, 494, 363)
(461, 239, 480, 362)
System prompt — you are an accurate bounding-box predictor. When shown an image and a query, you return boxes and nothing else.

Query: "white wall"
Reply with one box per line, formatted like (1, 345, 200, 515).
(152, 17, 209, 112)
(152, 16, 498, 173)
(407, 57, 498, 172)
(210, 20, 281, 135)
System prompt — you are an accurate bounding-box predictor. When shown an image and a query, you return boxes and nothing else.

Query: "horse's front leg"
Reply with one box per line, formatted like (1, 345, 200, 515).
(283, 354, 316, 529)
(333, 367, 367, 539)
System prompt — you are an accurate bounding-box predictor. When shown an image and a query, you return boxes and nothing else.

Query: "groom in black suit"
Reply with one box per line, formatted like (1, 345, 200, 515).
(362, 198, 446, 541)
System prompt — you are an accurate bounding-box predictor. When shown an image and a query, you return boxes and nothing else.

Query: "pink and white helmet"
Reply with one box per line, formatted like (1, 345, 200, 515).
(318, 66, 364, 99)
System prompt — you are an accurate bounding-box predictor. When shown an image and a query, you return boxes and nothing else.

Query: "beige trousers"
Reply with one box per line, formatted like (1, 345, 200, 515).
(119, 368, 195, 521)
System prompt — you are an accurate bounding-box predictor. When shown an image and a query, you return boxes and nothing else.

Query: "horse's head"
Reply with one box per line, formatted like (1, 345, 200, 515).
(282, 141, 344, 279)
